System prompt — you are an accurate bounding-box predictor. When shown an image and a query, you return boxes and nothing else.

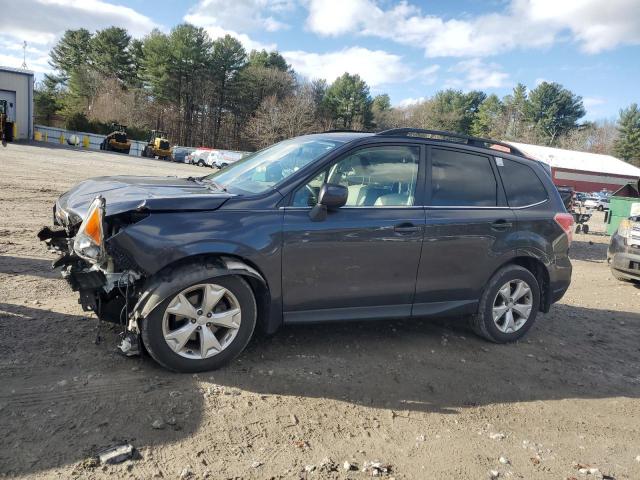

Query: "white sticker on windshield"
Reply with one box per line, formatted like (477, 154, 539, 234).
(495, 157, 504, 166)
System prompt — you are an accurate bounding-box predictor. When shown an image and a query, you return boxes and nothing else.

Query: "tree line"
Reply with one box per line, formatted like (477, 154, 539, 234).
(35, 24, 640, 164)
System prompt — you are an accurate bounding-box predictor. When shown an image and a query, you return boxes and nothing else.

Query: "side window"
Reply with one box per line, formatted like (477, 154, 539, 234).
(497, 158, 548, 207)
(431, 149, 497, 206)
(292, 145, 420, 207)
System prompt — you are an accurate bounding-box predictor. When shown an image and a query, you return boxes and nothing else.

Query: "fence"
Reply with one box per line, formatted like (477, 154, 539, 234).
(33, 125, 147, 156)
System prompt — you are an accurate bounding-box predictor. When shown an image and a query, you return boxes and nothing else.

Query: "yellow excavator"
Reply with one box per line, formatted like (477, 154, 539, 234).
(1, 100, 9, 147)
(142, 130, 171, 160)
(100, 123, 131, 154)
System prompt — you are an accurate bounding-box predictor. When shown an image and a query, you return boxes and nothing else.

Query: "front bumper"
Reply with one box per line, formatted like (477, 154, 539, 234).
(608, 233, 640, 281)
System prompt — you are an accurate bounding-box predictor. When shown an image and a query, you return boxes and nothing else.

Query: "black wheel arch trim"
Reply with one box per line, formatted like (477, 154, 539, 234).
(132, 255, 270, 329)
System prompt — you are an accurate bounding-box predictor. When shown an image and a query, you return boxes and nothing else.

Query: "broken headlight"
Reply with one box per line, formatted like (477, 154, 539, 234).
(73, 196, 106, 264)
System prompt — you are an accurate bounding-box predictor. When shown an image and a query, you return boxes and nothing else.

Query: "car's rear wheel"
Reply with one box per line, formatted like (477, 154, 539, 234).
(141, 275, 256, 372)
(197, 159, 205, 167)
(470, 265, 540, 343)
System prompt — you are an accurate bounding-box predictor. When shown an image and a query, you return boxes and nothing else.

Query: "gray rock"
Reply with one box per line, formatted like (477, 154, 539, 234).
(152, 419, 165, 429)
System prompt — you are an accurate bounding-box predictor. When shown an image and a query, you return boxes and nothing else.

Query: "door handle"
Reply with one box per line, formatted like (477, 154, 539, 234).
(394, 222, 420, 234)
(491, 219, 513, 231)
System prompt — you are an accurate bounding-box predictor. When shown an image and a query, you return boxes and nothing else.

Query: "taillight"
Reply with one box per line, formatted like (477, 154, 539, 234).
(554, 212, 575, 245)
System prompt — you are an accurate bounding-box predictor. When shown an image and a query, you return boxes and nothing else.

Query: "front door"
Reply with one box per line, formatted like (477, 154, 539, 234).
(282, 144, 425, 322)
(414, 146, 516, 315)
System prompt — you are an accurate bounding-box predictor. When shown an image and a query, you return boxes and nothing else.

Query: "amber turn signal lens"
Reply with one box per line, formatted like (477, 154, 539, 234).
(84, 205, 103, 245)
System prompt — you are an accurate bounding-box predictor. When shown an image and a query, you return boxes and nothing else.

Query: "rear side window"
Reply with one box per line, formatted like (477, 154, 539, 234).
(431, 148, 497, 206)
(497, 158, 548, 207)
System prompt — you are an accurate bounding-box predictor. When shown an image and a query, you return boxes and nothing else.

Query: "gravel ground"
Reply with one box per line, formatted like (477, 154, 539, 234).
(1, 142, 639, 480)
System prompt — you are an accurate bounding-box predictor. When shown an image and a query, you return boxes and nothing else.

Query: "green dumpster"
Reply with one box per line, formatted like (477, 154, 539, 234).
(606, 181, 640, 235)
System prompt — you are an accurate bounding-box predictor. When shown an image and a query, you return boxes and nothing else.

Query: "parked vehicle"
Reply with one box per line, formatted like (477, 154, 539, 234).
(188, 148, 213, 167)
(574, 192, 588, 204)
(99, 124, 131, 155)
(205, 150, 246, 169)
(608, 216, 640, 283)
(38, 129, 573, 372)
(584, 195, 610, 211)
(142, 130, 172, 160)
(171, 146, 196, 163)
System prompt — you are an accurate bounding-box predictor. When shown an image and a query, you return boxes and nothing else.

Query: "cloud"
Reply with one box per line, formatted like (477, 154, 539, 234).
(198, 25, 277, 52)
(583, 97, 605, 108)
(395, 97, 426, 108)
(185, 0, 293, 34)
(304, 0, 640, 57)
(185, 0, 293, 52)
(283, 47, 416, 88)
(1, 0, 157, 73)
(446, 59, 510, 90)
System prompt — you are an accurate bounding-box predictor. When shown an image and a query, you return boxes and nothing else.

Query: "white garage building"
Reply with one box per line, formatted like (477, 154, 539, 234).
(0, 66, 34, 141)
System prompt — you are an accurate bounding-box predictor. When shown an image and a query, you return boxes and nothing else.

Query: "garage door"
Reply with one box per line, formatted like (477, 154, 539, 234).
(0, 90, 17, 122)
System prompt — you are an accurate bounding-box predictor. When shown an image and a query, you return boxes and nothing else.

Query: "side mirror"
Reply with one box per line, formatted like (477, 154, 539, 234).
(309, 183, 347, 221)
(319, 183, 348, 209)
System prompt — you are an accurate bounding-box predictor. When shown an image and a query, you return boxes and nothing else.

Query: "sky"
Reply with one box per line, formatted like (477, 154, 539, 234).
(1, 0, 639, 121)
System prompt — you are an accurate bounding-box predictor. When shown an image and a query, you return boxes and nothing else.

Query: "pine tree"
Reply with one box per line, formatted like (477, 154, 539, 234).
(613, 104, 640, 166)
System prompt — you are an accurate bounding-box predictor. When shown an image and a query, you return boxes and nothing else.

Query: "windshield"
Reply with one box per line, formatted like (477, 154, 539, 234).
(202, 137, 342, 195)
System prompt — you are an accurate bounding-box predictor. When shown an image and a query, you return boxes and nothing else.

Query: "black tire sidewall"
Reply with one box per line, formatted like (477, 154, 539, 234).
(142, 275, 256, 373)
(479, 266, 540, 343)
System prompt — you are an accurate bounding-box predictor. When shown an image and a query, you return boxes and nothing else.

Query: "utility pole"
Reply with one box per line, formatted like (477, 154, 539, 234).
(21, 41, 28, 69)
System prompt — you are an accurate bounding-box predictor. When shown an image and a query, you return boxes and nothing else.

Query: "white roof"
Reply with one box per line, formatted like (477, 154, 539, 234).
(507, 141, 640, 178)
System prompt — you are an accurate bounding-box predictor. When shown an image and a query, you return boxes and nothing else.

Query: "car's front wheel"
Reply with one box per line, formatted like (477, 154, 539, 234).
(141, 275, 256, 372)
(470, 264, 540, 343)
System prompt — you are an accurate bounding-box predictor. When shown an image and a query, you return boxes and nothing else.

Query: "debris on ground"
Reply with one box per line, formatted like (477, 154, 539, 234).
(362, 461, 392, 476)
(97, 444, 135, 465)
(343, 461, 357, 471)
(318, 457, 338, 472)
(179, 466, 193, 479)
(250, 460, 263, 468)
(151, 419, 165, 429)
(489, 432, 506, 440)
(499, 456, 510, 465)
(489, 470, 500, 479)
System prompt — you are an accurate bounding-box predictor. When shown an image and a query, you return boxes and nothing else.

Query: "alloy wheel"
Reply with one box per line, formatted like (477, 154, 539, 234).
(492, 279, 533, 334)
(162, 283, 242, 360)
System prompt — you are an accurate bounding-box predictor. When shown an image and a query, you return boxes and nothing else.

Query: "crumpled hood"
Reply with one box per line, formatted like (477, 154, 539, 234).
(56, 175, 233, 224)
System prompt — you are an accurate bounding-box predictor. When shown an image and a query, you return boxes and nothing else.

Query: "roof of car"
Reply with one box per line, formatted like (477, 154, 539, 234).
(305, 129, 528, 158)
(303, 131, 374, 143)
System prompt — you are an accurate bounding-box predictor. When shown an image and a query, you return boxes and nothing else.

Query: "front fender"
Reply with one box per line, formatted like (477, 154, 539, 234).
(133, 256, 266, 321)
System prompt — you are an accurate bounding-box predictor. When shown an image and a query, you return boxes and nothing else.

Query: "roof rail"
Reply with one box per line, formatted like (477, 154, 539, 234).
(376, 128, 525, 157)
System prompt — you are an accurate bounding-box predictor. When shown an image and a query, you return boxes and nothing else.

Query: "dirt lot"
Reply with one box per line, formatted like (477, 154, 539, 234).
(1, 142, 639, 480)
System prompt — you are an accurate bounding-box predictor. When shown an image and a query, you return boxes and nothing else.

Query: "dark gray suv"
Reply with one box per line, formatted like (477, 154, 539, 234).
(39, 129, 574, 372)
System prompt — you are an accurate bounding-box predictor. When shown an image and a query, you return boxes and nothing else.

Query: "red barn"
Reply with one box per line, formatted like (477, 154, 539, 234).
(507, 142, 640, 193)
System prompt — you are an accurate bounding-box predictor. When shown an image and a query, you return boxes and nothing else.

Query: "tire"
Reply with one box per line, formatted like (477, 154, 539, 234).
(598, 205, 604, 211)
(197, 160, 205, 167)
(470, 264, 540, 343)
(581, 224, 589, 234)
(575, 225, 581, 234)
(141, 275, 256, 372)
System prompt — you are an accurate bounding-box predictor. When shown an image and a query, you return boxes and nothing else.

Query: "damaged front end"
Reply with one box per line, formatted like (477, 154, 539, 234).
(38, 196, 145, 354)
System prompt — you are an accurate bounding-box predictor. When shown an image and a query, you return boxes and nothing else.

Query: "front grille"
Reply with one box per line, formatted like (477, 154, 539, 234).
(105, 240, 146, 275)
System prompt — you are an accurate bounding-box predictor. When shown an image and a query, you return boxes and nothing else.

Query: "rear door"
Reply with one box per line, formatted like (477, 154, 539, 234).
(414, 146, 516, 315)
(281, 143, 426, 321)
